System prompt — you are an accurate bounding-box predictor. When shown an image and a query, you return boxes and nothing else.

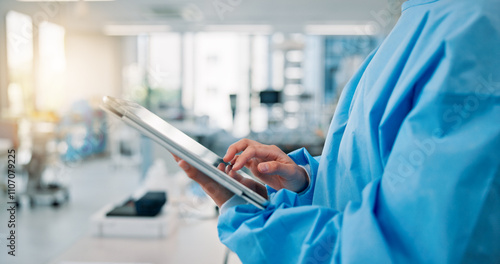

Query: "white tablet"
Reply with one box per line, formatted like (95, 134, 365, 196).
(101, 96, 269, 209)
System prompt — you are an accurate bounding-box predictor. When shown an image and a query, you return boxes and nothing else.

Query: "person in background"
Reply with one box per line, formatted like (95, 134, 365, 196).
(174, 0, 500, 262)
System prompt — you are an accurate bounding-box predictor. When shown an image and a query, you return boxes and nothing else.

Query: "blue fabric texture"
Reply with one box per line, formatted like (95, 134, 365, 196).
(218, 0, 500, 263)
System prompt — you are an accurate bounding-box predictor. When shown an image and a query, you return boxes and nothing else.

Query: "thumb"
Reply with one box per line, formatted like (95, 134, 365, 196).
(258, 161, 296, 178)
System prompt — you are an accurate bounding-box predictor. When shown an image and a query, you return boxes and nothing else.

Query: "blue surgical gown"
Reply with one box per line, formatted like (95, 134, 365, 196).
(218, 0, 500, 263)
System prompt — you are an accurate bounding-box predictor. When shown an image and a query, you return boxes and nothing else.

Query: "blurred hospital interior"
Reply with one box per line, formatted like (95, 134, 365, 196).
(0, 0, 403, 263)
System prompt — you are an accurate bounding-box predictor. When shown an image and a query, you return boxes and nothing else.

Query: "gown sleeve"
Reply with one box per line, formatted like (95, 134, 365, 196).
(264, 148, 321, 206)
(217, 10, 500, 264)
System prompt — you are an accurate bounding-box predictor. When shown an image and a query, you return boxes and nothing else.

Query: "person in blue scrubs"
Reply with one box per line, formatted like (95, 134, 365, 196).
(175, 0, 500, 262)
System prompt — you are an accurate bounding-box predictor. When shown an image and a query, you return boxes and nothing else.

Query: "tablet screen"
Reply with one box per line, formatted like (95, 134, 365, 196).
(134, 106, 226, 168)
(104, 96, 223, 167)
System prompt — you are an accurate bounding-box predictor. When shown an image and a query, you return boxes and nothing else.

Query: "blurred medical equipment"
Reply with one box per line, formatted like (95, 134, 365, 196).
(58, 100, 107, 164)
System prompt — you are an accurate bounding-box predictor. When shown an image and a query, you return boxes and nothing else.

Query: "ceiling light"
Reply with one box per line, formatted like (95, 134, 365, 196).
(203, 25, 273, 34)
(305, 24, 378, 36)
(103, 25, 171, 36)
(18, 0, 114, 2)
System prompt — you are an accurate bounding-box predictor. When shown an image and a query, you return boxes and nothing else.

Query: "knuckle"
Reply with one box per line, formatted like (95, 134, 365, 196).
(268, 162, 278, 171)
(246, 146, 257, 156)
(270, 145, 280, 151)
(229, 141, 238, 149)
(244, 138, 258, 146)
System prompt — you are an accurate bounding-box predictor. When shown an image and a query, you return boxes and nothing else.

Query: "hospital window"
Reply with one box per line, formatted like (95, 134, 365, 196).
(188, 33, 273, 136)
(37, 21, 66, 111)
(139, 32, 271, 137)
(6, 12, 66, 114)
(5, 11, 34, 116)
(125, 33, 182, 114)
(323, 36, 377, 105)
(128, 32, 377, 137)
(191, 33, 251, 134)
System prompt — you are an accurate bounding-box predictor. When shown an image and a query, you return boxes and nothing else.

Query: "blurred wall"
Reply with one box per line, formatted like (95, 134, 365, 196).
(0, 1, 123, 114)
(64, 32, 121, 110)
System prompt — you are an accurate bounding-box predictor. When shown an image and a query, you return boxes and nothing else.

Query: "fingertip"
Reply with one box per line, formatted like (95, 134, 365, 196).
(178, 160, 190, 171)
(229, 155, 238, 165)
(258, 163, 269, 173)
(232, 161, 243, 171)
(228, 169, 243, 181)
(223, 152, 233, 163)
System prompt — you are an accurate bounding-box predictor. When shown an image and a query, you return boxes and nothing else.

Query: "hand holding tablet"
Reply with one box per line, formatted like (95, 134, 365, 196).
(101, 96, 269, 209)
